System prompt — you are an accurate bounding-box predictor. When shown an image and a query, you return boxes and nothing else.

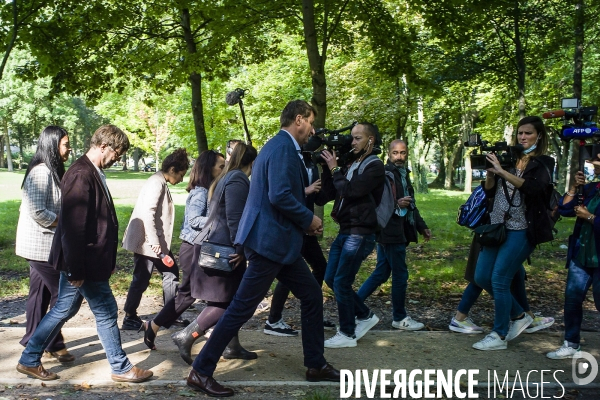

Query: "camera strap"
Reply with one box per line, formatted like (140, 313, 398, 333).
(500, 177, 520, 222)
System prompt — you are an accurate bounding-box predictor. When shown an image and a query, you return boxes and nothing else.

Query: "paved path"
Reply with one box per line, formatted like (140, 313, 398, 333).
(1, 327, 599, 396)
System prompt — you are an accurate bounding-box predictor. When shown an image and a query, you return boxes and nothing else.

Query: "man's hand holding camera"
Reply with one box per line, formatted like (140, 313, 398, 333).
(320, 149, 338, 171)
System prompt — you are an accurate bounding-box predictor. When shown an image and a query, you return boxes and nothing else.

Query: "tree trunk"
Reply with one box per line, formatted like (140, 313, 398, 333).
(0, 135, 4, 168)
(0, 0, 19, 81)
(121, 153, 128, 170)
(133, 147, 140, 172)
(301, 0, 327, 128)
(4, 122, 14, 172)
(445, 145, 460, 190)
(181, 8, 208, 154)
(567, 0, 585, 191)
(513, 7, 527, 119)
(412, 97, 428, 193)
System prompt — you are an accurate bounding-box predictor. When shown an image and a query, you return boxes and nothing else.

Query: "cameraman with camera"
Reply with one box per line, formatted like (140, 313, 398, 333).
(471, 116, 555, 351)
(546, 167, 600, 359)
(320, 122, 385, 348)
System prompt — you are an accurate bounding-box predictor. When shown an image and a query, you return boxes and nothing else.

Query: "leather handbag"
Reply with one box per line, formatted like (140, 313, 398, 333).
(199, 241, 235, 273)
(473, 223, 506, 246)
(197, 173, 236, 273)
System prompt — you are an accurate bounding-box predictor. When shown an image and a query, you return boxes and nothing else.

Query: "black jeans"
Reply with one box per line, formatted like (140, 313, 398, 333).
(123, 251, 180, 315)
(192, 248, 326, 376)
(269, 234, 327, 323)
(20, 260, 66, 352)
(154, 242, 195, 328)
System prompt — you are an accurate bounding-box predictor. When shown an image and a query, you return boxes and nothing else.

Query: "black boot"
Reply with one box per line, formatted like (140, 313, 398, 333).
(222, 334, 257, 360)
(171, 320, 203, 365)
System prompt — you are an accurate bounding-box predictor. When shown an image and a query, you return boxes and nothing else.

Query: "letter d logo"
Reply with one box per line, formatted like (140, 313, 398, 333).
(572, 351, 598, 385)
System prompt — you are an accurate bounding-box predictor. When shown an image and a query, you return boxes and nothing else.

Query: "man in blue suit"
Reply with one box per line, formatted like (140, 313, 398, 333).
(186, 100, 340, 397)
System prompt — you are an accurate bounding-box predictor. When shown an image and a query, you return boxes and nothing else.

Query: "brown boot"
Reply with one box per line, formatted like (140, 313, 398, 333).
(171, 320, 203, 365)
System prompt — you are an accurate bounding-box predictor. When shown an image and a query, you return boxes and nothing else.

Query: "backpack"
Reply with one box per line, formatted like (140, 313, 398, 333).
(358, 155, 397, 230)
(457, 185, 488, 229)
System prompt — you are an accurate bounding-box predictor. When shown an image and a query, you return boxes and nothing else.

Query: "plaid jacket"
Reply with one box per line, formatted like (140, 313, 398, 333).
(15, 164, 61, 261)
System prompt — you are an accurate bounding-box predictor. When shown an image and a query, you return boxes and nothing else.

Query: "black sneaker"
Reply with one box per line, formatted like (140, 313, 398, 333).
(122, 314, 143, 331)
(263, 319, 298, 336)
(323, 319, 336, 330)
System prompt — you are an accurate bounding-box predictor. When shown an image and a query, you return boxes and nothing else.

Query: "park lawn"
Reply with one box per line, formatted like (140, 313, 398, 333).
(0, 169, 572, 301)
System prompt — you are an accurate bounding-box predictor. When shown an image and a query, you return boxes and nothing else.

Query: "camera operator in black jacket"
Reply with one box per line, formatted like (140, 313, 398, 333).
(320, 122, 385, 348)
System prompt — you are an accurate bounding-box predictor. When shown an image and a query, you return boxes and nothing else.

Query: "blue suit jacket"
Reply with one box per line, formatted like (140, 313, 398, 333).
(235, 130, 313, 264)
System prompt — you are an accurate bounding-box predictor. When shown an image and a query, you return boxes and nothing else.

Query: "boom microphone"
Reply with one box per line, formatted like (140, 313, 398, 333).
(542, 110, 566, 119)
(226, 88, 246, 106)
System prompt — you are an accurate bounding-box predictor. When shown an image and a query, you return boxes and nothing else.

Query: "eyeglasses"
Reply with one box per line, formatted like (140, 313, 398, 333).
(107, 145, 122, 159)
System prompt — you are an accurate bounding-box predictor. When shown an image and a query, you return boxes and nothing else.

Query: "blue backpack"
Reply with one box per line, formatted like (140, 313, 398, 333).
(457, 186, 487, 229)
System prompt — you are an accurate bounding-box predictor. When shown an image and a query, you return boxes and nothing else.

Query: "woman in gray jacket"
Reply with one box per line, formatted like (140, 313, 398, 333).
(141, 150, 225, 349)
(15, 126, 74, 362)
(171, 142, 258, 365)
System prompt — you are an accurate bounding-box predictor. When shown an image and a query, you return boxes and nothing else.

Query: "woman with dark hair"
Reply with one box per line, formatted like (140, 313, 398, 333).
(15, 126, 74, 362)
(172, 142, 258, 365)
(470, 116, 555, 351)
(121, 149, 190, 330)
(140, 150, 225, 349)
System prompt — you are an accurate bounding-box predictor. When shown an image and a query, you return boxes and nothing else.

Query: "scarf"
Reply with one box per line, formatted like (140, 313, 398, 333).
(395, 166, 415, 226)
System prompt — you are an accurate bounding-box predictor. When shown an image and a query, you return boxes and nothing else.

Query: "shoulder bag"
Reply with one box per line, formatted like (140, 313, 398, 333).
(473, 178, 519, 247)
(197, 174, 236, 273)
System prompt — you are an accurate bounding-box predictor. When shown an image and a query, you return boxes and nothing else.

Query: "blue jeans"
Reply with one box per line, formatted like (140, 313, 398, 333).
(357, 243, 408, 322)
(564, 259, 600, 344)
(19, 273, 132, 374)
(458, 266, 530, 317)
(474, 229, 533, 337)
(325, 233, 376, 337)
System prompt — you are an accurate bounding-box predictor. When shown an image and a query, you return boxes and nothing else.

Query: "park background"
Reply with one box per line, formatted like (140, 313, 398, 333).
(0, 1, 599, 328)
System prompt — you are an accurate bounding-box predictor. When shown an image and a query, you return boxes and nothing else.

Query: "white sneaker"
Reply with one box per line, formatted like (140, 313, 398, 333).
(355, 312, 380, 340)
(449, 317, 484, 334)
(392, 316, 424, 331)
(546, 341, 582, 360)
(473, 331, 507, 351)
(524, 316, 555, 334)
(505, 314, 534, 341)
(325, 331, 357, 348)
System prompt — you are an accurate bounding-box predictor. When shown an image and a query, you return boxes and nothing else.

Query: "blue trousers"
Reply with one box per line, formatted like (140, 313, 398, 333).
(19, 272, 132, 374)
(564, 259, 600, 344)
(192, 248, 326, 376)
(357, 243, 409, 322)
(325, 233, 376, 337)
(474, 230, 533, 337)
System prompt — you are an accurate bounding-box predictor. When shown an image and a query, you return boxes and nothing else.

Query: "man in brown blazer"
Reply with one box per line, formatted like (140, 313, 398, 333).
(17, 125, 153, 383)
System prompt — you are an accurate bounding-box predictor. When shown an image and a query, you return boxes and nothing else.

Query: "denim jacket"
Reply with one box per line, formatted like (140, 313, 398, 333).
(179, 186, 209, 244)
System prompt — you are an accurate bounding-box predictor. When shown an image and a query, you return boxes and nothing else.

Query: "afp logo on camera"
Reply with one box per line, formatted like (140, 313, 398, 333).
(573, 351, 599, 386)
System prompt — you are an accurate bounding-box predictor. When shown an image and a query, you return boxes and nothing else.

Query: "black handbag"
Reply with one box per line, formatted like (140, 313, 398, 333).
(197, 173, 237, 273)
(473, 178, 519, 247)
(199, 241, 236, 273)
(473, 223, 506, 246)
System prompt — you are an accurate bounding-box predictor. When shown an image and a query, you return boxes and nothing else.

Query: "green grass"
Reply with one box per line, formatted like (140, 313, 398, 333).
(0, 169, 572, 301)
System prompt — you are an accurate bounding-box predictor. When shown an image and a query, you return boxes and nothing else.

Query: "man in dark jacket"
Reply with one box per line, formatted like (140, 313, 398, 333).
(357, 140, 431, 330)
(264, 153, 336, 336)
(17, 125, 153, 383)
(320, 122, 385, 348)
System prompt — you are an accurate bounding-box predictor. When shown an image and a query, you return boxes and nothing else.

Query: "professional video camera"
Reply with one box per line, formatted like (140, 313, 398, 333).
(464, 134, 523, 170)
(543, 98, 598, 141)
(302, 122, 381, 166)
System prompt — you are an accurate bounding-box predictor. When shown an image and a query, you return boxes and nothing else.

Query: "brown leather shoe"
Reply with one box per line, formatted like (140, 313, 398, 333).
(306, 362, 340, 382)
(111, 366, 153, 383)
(187, 369, 234, 397)
(44, 349, 75, 363)
(16, 363, 58, 381)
